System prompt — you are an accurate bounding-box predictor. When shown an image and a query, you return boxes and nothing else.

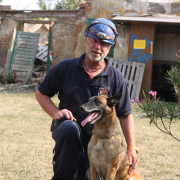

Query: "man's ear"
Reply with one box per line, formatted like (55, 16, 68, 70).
(107, 94, 122, 107)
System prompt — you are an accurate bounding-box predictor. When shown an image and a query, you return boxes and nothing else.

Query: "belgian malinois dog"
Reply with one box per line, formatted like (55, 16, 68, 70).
(80, 94, 142, 180)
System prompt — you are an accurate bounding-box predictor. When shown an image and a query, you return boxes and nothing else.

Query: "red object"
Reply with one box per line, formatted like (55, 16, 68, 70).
(41, 20, 54, 44)
(49, 50, 53, 66)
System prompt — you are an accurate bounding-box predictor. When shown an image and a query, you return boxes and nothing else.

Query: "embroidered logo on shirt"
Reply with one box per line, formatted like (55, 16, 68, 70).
(98, 85, 110, 96)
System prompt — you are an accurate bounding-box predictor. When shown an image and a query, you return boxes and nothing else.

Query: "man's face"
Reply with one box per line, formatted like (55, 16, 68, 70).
(85, 37, 111, 62)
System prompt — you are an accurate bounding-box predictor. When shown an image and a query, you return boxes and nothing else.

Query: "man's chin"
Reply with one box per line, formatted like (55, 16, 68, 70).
(89, 55, 102, 62)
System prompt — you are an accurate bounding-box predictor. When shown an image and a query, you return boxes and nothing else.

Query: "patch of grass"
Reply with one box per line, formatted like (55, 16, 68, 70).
(0, 94, 180, 179)
(0, 93, 55, 180)
(132, 103, 180, 179)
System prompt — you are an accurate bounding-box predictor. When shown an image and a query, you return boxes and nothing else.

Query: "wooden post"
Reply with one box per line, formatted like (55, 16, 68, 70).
(18, 22, 22, 31)
(47, 24, 53, 73)
(150, 41, 153, 55)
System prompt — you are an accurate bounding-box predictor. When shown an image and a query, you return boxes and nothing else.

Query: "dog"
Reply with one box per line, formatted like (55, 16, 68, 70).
(80, 94, 142, 180)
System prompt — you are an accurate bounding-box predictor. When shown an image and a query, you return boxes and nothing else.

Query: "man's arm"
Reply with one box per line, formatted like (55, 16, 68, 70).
(35, 89, 76, 121)
(119, 114, 137, 175)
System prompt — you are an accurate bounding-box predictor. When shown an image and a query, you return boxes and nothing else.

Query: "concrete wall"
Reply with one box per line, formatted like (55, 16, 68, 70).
(114, 23, 130, 61)
(123, 0, 180, 15)
(89, 0, 124, 18)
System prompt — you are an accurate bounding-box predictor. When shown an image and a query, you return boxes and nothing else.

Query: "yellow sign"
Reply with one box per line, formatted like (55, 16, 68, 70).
(134, 40, 146, 49)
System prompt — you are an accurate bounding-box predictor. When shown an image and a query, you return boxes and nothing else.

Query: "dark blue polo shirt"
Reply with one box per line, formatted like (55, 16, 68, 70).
(38, 53, 131, 146)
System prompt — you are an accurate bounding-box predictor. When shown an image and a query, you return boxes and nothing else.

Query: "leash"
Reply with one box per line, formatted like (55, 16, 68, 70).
(74, 121, 103, 180)
(74, 121, 89, 161)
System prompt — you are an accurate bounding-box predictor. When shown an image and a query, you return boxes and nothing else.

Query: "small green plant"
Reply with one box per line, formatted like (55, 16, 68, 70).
(136, 90, 180, 142)
(132, 64, 180, 142)
(166, 65, 180, 100)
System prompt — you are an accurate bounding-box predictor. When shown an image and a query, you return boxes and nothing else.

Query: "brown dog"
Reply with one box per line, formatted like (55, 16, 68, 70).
(80, 94, 142, 180)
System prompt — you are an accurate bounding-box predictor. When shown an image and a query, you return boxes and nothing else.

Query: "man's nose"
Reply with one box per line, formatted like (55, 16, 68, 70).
(94, 41, 101, 49)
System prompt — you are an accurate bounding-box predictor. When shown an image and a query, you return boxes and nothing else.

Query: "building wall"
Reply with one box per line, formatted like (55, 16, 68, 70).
(73, 0, 180, 62)
(1, 0, 180, 68)
(89, 0, 124, 19)
(128, 23, 155, 100)
(52, 15, 77, 64)
(0, 18, 17, 77)
(51, 0, 131, 63)
(74, 0, 127, 59)
(1, 0, 180, 92)
(74, 0, 93, 58)
(114, 23, 131, 61)
(123, 0, 179, 15)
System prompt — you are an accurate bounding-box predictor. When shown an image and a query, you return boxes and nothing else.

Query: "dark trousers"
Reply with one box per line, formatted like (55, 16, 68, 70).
(51, 120, 89, 180)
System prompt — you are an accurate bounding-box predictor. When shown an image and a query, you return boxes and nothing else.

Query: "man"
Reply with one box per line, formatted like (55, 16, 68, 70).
(35, 18, 138, 180)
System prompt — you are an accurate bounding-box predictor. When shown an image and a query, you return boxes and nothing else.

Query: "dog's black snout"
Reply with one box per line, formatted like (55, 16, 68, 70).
(79, 106, 85, 112)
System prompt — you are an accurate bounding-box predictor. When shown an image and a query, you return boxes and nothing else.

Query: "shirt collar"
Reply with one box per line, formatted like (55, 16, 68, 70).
(77, 53, 85, 68)
(77, 53, 111, 76)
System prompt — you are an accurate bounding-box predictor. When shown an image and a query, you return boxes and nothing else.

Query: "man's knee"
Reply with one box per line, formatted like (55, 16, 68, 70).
(53, 120, 81, 141)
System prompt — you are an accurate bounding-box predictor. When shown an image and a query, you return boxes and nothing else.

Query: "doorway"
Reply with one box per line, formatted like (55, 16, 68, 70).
(152, 25, 180, 102)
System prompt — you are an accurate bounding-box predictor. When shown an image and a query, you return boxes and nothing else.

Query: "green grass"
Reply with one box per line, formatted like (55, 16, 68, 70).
(0, 93, 180, 179)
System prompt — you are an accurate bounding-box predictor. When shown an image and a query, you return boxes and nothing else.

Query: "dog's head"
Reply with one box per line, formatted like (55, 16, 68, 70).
(80, 94, 122, 127)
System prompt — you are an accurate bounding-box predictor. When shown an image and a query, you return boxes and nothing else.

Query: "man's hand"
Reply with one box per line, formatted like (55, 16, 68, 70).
(35, 90, 76, 121)
(127, 149, 137, 175)
(54, 109, 76, 121)
(119, 114, 137, 174)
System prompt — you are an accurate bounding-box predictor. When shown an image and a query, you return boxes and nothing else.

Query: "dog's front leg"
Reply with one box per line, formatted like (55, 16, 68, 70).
(106, 166, 117, 180)
(89, 160, 97, 180)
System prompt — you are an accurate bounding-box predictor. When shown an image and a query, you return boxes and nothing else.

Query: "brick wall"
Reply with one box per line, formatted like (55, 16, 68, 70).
(52, 16, 77, 64)
(43, 0, 130, 63)
(0, 33, 11, 67)
(73, 0, 92, 57)
(0, 18, 17, 74)
(50, 1, 92, 64)
(74, 0, 126, 58)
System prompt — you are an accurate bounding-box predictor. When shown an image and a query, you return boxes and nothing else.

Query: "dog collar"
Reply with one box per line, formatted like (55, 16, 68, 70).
(128, 146, 138, 153)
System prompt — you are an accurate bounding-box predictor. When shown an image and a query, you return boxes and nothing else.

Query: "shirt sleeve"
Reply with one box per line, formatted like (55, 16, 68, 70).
(38, 63, 63, 98)
(115, 74, 132, 117)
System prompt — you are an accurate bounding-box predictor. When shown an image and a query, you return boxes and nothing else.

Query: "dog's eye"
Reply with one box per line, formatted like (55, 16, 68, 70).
(94, 98, 99, 104)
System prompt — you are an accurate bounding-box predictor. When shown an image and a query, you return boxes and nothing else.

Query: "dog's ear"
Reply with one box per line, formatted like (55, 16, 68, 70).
(107, 94, 122, 107)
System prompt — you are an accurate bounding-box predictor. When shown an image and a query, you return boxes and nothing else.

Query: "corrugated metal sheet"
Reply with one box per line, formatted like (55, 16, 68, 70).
(112, 15, 180, 23)
(8, 31, 40, 83)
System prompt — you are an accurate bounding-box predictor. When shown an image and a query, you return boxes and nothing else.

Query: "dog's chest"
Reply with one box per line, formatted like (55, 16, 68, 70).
(88, 136, 122, 170)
